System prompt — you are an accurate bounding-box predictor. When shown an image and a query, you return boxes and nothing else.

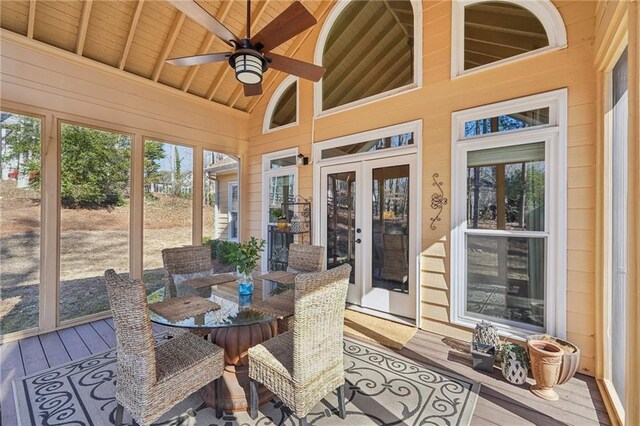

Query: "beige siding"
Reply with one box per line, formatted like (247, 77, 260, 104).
(245, 1, 599, 376)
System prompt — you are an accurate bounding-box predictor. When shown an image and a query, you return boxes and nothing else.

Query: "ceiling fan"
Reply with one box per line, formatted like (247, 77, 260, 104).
(166, 0, 326, 97)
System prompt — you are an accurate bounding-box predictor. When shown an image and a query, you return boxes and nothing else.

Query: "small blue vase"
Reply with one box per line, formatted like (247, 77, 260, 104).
(237, 272, 254, 295)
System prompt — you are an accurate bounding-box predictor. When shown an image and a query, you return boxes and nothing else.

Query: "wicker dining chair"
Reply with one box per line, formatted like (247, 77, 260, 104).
(248, 263, 351, 425)
(162, 245, 213, 297)
(286, 243, 325, 273)
(104, 269, 225, 426)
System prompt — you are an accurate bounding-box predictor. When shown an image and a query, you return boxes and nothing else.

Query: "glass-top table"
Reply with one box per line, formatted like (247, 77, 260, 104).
(147, 275, 294, 329)
(147, 274, 294, 413)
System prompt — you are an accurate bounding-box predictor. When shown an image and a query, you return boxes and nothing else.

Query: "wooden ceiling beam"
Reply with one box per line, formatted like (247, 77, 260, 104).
(207, 0, 269, 102)
(246, 1, 335, 113)
(383, 0, 409, 38)
(76, 0, 93, 56)
(466, 22, 548, 40)
(152, 10, 186, 82)
(119, 0, 145, 71)
(27, 0, 36, 39)
(181, 0, 234, 93)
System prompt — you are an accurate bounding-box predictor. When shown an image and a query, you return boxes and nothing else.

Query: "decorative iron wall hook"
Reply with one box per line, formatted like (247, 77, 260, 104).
(429, 173, 448, 230)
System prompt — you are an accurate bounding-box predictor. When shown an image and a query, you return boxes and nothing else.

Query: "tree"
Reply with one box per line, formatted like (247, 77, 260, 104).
(59, 124, 131, 207)
(144, 141, 165, 187)
(1, 115, 41, 184)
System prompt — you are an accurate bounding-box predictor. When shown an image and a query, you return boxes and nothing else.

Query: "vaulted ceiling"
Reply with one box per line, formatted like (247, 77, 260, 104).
(0, 0, 334, 113)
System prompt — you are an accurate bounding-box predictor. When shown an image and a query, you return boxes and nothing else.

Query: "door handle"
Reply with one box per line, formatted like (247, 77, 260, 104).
(355, 238, 362, 244)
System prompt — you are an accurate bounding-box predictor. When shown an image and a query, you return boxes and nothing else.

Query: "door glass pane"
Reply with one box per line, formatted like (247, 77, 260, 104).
(372, 165, 409, 293)
(1, 112, 41, 333)
(266, 174, 294, 271)
(466, 235, 545, 328)
(467, 143, 545, 231)
(611, 47, 628, 401)
(326, 171, 356, 283)
(144, 140, 193, 292)
(59, 123, 131, 322)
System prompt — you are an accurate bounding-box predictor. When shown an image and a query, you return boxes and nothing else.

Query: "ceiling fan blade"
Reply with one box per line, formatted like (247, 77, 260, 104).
(166, 52, 231, 67)
(251, 1, 316, 52)
(168, 0, 240, 46)
(244, 83, 263, 96)
(267, 53, 326, 82)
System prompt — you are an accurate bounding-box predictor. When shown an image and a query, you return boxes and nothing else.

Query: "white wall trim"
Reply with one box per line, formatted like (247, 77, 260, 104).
(313, 0, 422, 118)
(262, 76, 299, 134)
(450, 89, 568, 340)
(450, 0, 568, 79)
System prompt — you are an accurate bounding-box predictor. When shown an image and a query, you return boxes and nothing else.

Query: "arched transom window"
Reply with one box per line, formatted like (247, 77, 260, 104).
(263, 76, 298, 133)
(316, 0, 419, 113)
(452, 0, 567, 77)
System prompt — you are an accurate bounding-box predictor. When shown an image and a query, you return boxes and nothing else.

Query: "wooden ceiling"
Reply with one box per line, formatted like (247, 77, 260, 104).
(0, 0, 334, 113)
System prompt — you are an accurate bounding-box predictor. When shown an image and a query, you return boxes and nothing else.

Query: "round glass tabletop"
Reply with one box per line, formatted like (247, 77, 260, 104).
(148, 276, 294, 329)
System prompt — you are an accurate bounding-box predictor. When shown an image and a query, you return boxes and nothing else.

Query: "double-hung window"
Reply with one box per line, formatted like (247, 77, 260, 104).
(451, 90, 567, 337)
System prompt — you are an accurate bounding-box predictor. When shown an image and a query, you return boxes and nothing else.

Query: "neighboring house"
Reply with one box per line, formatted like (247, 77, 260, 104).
(204, 155, 239, 242)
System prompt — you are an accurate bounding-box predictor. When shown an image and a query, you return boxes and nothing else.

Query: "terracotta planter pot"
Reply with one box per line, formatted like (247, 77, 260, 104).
(527, 334, 581, 385)
(528, 340, 563, 401)
(276, 219, 288, 231)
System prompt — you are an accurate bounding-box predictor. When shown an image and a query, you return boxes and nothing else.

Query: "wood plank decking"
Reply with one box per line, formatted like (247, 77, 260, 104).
(0, 319, 610, 425)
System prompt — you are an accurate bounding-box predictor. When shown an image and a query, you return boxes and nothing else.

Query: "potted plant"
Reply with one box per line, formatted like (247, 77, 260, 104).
(501, 343, 529, 385)
(270, 207, 288, 230)
(223, 236, 266, 295)
(470, 321, 500, 373)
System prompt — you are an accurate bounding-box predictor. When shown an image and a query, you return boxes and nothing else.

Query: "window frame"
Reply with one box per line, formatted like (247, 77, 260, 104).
(451, 89, 567, 339)
(313, 0, 423, 118)
(227, 180, 239, 242)
(451, 0, 568, 79)
(261, 148, 299, 271)
(263, 76, 299, 134)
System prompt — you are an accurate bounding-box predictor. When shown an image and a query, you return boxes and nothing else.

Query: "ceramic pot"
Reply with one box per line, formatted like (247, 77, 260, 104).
(470, 341, 496, 373)
(528, 340, 563, 400)
(501, 352, 529, 385)
(527, 334, 581, 385)
(276, 218, 288, 231)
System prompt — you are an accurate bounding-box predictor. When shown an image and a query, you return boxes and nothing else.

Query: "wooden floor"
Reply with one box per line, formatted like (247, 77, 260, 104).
(0, 319, 610, 425)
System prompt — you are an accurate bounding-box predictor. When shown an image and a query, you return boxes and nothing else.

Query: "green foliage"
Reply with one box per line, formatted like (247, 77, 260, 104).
(270, 207, 284, 220)
(59, 124, 131, 208)
(209, 239, 240, 263)
(144, 141, 165, 186)
(1, 115, 41, 184)
(501, 342, 529, 367)
(223, 237, 266, 276)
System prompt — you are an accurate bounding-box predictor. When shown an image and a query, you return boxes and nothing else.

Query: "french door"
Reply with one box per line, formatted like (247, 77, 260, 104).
(320, 154, 417, 319)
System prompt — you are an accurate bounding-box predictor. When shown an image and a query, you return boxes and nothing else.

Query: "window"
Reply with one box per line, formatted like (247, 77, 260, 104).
(321, 132, 414, 160)
(228, 182, 239, 241)
(452, 90, 567, 337)
(59, 123, 131, 322)
(262, 149, 298, 271)
(315, 0, 421, 114)
(264, 76, 298, 133)
(1, 112, 42, 334)
(451, 0, 567, 77)
(143, 139, 193, 292)
(203, 151, 239, 242)
(607, 47, 628, 408)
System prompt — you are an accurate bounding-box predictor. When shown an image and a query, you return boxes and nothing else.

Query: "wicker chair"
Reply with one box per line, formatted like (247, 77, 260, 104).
(162, 245, 213, 297)
(286, 243, 325, 273)
(248, 263, 351, 425)
(104, 269, 225, 426)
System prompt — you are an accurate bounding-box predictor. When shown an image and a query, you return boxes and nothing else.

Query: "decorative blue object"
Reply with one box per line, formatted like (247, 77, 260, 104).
(238, 293, 253, 308)
(237, 274, 254, 295)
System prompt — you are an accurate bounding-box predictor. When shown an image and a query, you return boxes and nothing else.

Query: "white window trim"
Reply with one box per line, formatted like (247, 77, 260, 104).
(227, 181, 239, 242)
(262, 76, 299, 134)
(313, 0, 422, 118)
(450, 89, 567, 340)
(261, 148, 299, 271)
(451, 0, 568, 79)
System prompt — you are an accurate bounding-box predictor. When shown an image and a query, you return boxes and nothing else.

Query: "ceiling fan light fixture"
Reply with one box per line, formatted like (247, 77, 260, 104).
(232, 50, 265, 85)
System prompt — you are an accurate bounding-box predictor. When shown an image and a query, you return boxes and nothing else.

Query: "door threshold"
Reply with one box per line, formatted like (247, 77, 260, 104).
(346, 304, 417, 327)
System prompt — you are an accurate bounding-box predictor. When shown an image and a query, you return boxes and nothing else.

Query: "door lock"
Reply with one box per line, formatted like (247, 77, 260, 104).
(355, 238, 362, 244)
(356, 228, 362, 233)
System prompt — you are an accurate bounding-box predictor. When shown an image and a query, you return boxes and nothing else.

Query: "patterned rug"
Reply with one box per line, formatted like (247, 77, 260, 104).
(13, 336, 479, 425)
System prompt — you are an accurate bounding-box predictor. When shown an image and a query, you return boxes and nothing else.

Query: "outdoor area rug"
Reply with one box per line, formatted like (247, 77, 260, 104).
(344, 309, 418, 350)
(13, 336, 480, 426)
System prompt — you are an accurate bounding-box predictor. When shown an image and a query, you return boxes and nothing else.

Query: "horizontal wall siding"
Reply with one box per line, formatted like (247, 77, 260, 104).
(245, 1, 598, 375)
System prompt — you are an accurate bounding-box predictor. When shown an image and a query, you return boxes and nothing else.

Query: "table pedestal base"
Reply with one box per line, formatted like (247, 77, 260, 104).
(200, 321, 278, 413)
